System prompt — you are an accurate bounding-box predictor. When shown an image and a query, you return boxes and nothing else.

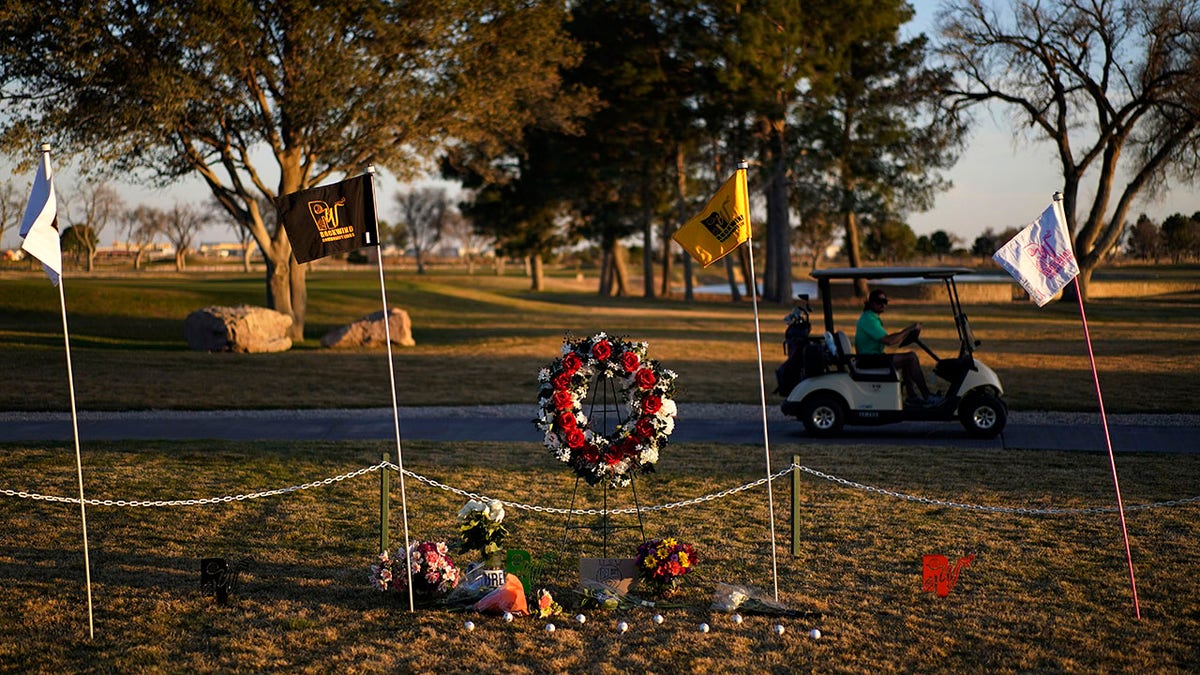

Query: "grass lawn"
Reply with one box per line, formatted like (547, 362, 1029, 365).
(2, 267, 1198, 672)
(2, 438, 1197, 672)
(1, 269, 1198, 413)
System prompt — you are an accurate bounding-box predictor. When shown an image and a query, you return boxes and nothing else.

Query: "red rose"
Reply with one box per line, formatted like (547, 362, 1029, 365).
(556, 411, 577, 429)
(605, 453, 623, 466)
(562, 352, 582, 375)
(620, 350, 640, 373)
(552, 371, 572, 391)
(552, 389, 574, 410)
(641, 395, 662, 415)
(635, 418, 655, 440)
(580, 444, 599, 463)
(566, 428, 587, 449)
(634, 367, 657, 389)
(592, 339, 612, 361)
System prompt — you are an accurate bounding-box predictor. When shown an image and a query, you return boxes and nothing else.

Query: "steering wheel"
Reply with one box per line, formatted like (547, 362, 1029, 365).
(898, 325, 921, 347)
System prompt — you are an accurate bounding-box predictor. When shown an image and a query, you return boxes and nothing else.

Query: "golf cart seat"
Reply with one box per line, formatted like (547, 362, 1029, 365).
(832, 331, 895, 382)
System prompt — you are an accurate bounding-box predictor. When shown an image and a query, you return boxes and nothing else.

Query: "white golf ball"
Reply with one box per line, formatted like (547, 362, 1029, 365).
(502, 612, 514, 623)
(463, 620, 475, 632)
(575, 613, 587, 624)
(545, 622, 556, 633)
(617, 621, 629, 633)
(773, 624, 786, 635)
(699, 622, 710, 633)
(809, 628, 822, 639)
(732, 613, 744, 624)
(652, 613, 664, 624)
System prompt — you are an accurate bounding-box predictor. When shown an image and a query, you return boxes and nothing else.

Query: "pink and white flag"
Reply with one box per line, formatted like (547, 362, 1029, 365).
(993, 199, 1079, 306)
(18, 151, 63, 286)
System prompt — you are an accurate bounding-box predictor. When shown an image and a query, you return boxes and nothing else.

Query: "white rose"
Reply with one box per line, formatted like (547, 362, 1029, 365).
(487, 499, 505, 523)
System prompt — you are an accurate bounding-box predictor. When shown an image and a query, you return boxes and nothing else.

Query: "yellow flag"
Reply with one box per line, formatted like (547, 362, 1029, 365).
(672, 170, 750, 268)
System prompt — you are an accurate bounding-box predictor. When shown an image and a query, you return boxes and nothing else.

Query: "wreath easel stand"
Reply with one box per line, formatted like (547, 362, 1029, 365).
(559, 371, 647, 559)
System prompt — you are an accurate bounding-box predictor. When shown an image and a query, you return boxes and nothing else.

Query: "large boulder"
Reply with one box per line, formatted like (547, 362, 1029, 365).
(321, 308, 416, 348)
(185, 305, 293, 353)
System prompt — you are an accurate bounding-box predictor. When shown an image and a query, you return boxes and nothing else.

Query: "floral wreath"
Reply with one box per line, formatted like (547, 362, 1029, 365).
(536, 332, 677, 488)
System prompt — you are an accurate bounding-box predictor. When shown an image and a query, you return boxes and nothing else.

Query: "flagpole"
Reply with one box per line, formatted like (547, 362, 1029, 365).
(29, 142, 97, 640)
(739, 160, 781, 602)
(1069, 272, 1140, 619)
(366, 165, 415, 613)
(57, 278, 95, 639)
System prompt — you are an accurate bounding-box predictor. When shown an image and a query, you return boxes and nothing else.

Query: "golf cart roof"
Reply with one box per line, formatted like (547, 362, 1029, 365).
(810, 266, 974, 281)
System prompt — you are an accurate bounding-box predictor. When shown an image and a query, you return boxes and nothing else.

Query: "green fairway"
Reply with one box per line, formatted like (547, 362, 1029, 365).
(2, 269, 1198, 413)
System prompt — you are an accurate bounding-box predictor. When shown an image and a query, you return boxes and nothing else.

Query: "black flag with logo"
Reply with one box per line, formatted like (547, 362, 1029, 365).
(277, 174, 379, 264)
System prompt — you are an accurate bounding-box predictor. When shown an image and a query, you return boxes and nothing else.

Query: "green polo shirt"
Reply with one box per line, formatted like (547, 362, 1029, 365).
(855, 310, 887, 354)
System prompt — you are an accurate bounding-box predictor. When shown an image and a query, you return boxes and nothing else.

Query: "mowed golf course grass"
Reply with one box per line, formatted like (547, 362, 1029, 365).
(2, 266, 1199, 672)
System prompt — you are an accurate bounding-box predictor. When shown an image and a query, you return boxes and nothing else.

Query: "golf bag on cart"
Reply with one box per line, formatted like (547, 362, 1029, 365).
(774, 294, 826, 395)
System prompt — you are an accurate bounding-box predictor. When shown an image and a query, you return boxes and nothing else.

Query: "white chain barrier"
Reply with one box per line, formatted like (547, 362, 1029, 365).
(3, 462, 1199, 516)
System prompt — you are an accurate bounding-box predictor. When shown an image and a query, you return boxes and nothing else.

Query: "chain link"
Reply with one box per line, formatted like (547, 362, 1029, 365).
(387, 461, 796, 515)
(4, 461, 1199, 517)
(0, 464, 385, 507)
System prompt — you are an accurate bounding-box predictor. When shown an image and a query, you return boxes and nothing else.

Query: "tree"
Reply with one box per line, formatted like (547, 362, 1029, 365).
(62, 182, 123, 272)
(394, 186, 453, 274)
(0, 0, 587, 339)
(795, 0, 965, 297)
(163, 203, 208, 271)
(59, 224, 97, 265)
(862, 217, 917, 262)
(0, 179, 22, 247)
(122, 205, 166, 270)
(1162, 212, 1200, 263)
(1126, 214, 1162, 262)
(443, 202, 494, 275)
(971, 230, 997, 261)
(938, 0, 1200, 300)
(930, 230, 955, 260)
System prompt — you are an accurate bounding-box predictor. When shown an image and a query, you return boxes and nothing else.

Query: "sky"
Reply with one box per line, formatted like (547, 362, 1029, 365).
(3, 0, 1198, 251)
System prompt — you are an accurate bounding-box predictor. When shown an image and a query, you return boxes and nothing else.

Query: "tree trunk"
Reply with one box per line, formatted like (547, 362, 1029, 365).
(844, 210, 868, 298)
(740, 247, 756, 299)
(611, 242, 629, 297)
(529, 254, 544, 291)
(762, 119, 792, 304)
(598, 247, 613, 296)
(682, 255, 694, 301)
(641, 203, 655, 298)
(724, 254, 742, 302)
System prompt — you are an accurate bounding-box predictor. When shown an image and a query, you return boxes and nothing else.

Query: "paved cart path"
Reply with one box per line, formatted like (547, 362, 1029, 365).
(0, 405, 1194, 453)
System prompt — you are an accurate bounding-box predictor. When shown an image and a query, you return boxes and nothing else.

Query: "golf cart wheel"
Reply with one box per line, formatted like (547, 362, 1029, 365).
(959, 391, 1007, 438)
(800, 395, 846, 437)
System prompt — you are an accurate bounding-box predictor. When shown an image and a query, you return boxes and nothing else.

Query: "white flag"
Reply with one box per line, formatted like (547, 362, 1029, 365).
(993, 199, 1079, 306)
(18, 152, 63, 286)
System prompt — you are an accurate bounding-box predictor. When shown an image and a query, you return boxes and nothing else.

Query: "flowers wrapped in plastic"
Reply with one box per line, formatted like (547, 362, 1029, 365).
(574, 579, 658, 611)
(710, 583, 821, 618)
(457, 499, 509, 564)
(370, 541, 460, 598)
(473, 573, 528, 616)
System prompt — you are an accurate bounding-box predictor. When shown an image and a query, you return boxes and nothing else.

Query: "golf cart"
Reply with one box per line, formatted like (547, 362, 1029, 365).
(778, 267, 1007, 438)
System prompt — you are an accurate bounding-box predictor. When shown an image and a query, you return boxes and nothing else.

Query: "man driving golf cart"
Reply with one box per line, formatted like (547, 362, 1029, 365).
(855, 288, 940, 407)
(779, 266, 1007, 438)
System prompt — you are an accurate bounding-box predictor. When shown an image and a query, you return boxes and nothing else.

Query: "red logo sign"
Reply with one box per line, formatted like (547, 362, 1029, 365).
(923, 554, 975, 597)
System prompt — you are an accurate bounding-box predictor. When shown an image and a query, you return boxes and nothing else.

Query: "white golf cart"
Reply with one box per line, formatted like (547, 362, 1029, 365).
(778, 267, 1007, 438)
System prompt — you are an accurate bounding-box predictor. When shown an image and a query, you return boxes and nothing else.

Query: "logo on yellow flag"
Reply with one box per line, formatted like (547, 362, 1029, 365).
(672, 171, 750, 267)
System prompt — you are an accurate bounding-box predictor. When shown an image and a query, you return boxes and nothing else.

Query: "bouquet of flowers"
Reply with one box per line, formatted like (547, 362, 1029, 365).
(710, 583, 821, 618)
(535, 589, 564, 618)
(456, 499, 509, 562)
(635, 537, 697, 596)
(370, 541, 460, 597)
